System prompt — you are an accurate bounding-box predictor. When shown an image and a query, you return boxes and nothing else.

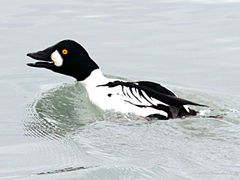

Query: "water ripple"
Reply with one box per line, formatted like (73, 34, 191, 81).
(21, 82, 240, 179)
(25, 82, 240, 140)
(24, 82, 102, 139)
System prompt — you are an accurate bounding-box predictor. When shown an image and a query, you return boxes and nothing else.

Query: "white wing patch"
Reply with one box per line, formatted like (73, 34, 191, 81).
(141, 90, 168, 106)
(82, 71, 170, 118)
(116, 86, 169, 108)
(132, 88, 141, 102)
(183, 105, 190, 113)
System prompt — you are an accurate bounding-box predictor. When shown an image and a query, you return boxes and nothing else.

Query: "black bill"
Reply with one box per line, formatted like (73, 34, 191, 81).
(27, 46, 55, 68)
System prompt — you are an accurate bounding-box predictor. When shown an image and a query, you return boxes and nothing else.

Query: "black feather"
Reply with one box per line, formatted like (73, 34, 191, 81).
(99, 81, 207, 107)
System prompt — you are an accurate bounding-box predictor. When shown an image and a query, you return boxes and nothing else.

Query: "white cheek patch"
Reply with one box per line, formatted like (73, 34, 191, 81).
(51, 50, 63, 67)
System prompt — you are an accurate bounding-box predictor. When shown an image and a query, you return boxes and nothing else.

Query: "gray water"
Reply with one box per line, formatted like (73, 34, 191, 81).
(0, 0, 240, 179)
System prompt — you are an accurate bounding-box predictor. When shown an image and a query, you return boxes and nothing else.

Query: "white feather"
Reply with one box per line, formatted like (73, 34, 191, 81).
(183, 105, 190, 113)
(81, 69, 168, 117)
(51, 50, 63, 67)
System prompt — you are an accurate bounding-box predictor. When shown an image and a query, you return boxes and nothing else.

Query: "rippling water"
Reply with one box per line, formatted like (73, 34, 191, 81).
(1, 0, 240, 179)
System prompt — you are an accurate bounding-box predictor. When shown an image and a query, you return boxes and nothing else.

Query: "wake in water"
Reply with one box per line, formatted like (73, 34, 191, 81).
(25, 82, 240, 139)
(23, 82, 240, 179)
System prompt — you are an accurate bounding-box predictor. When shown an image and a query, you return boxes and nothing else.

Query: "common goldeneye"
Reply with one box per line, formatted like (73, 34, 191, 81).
(27, 40, 207, 120)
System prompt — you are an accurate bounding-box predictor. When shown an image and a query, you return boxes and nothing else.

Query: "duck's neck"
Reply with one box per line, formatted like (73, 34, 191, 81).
(80, 69, 108, 87)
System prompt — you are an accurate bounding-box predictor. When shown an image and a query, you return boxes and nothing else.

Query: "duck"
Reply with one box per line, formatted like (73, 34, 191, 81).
(27, 40, 207, 120)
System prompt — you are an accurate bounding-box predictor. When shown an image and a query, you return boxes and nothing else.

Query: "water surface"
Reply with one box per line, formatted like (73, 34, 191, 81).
(0, 0, 240, 179)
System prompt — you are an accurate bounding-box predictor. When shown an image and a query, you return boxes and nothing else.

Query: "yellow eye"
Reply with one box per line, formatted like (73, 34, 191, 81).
(62, 49, 68, 55)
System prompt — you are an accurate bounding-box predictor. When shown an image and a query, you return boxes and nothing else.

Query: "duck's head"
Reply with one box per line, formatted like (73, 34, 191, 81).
(27, 40, 99, 81)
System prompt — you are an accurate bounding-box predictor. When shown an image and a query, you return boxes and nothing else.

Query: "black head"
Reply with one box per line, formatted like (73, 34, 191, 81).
(27, 40, 99, 81)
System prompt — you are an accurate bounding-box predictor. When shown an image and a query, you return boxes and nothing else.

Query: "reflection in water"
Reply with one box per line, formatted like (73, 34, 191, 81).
(25, 82, 103, 139)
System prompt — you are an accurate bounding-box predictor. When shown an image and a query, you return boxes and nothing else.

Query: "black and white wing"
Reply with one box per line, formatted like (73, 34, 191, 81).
(98, 80, 206, 119)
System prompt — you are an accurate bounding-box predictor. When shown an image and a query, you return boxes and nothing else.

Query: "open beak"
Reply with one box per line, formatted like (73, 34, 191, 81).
(27, 46, 55, 68)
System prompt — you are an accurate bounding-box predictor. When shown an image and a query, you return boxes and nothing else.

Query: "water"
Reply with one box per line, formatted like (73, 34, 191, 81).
(0, 0, 240, 179)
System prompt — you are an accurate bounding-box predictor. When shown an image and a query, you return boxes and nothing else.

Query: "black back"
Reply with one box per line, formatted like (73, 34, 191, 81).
(100, 80, 206, 107)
